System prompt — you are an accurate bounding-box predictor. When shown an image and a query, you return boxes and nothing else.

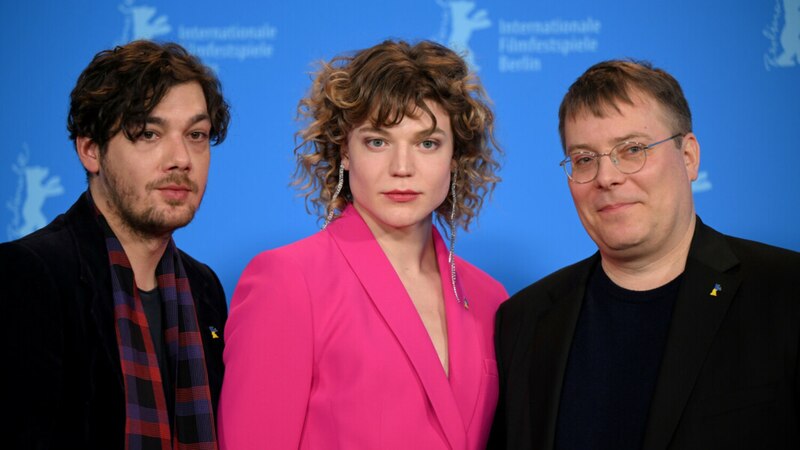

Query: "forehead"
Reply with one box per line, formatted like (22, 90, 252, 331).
(360, 99, 452, 131)
(565, 93, 672, 145)
(149, 82, 208, 116)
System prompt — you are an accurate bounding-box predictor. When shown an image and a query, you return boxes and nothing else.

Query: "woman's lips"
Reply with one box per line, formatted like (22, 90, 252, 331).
(383, 190, 420, 202)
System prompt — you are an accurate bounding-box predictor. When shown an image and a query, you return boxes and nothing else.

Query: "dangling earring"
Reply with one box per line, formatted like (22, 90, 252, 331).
(448, 171, 468, 309)
(322, 163, 345, 230)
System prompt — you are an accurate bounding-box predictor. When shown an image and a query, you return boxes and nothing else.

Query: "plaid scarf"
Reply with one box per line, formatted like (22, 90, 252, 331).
(90, 193, 218, 450)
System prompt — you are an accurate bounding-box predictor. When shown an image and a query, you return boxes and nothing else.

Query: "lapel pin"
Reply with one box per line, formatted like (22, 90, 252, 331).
(709, 283, 722, 297)
(209, 326, 220, 339)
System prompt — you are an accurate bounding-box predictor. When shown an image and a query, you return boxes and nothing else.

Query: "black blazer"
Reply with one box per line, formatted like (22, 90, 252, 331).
(0, 193, 228, 450)
(489, 218, 800, 450)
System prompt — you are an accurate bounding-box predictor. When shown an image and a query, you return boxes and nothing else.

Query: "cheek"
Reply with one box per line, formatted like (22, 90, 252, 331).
(643, 168, 679, 203)
(345, 164, 374, 200)
(195, 157, 211, 184)
(433, 179, 450, 206)
(347, 172, 363, 199)
(431, 163, 453, 200)
(568, 186, 591, 214)
(105, 160, 134, 187)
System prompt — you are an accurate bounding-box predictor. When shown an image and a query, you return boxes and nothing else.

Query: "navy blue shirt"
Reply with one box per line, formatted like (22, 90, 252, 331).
(555, 266, 681, 450)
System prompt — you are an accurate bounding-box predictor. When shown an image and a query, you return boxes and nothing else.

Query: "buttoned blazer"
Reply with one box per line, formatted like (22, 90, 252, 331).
(218, 206, 508, 450)
(0, 193, 228, 450)
(488, 218, 800, 450)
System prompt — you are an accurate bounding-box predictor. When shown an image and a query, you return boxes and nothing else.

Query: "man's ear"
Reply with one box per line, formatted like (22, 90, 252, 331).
(681, 132, 700, 181)
(75, 136, 101, 175)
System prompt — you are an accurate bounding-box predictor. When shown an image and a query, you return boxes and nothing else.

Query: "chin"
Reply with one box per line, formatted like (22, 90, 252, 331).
(395, 213, 434, 229)
(132, 208, 197, 236)
(379, 219, 421, 230)
(596, 232, 644, 252)
(165, 210, 197, 229)
(604, 238, 658, 261)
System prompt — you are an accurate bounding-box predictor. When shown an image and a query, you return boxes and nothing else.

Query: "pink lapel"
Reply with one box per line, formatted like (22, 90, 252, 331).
(327, 206, 467, 450)
(433, 230, 483, 431)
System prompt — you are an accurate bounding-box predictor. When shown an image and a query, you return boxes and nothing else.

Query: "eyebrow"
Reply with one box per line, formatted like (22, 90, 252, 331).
(614, 132, 651, 143)
(354, 126, 448, 139)
(567, 132, 652, 154)
(145, 113, 211, 127)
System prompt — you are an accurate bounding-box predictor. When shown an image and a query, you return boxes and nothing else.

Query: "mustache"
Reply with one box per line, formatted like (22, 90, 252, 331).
(146, 173, 199, 193)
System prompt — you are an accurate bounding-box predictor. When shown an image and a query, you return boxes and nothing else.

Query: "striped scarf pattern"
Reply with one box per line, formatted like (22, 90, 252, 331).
(92, 193, 218, 450)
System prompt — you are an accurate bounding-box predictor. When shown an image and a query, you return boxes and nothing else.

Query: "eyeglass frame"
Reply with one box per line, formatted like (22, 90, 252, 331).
(559, 133, 684, 184)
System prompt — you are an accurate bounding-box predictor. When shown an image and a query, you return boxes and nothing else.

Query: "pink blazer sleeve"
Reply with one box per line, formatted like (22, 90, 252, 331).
(217, 250, 313, 449)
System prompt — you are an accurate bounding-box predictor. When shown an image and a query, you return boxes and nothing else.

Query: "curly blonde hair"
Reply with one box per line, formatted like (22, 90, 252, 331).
(294, 39, 501, 230)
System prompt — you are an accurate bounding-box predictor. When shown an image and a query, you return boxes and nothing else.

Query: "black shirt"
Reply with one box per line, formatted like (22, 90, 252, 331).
(555, 266, 682, 450)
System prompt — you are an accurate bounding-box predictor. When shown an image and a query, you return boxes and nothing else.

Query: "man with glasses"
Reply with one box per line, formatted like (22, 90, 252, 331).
(489, 60, 799, 449)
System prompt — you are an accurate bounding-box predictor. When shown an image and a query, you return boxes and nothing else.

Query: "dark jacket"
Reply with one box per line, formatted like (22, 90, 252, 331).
(489, 218, 800, 450)
(0, 193, 227, 449)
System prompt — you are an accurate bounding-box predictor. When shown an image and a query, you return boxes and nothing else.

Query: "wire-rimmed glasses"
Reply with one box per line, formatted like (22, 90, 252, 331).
(559, 134, 683, 183)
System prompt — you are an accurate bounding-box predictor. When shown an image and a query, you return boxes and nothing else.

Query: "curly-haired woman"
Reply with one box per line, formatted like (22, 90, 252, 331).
(218, 39, 507, 450)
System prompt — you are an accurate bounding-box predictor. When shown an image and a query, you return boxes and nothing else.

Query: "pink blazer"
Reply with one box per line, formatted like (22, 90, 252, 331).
(218, 206, 508, 449)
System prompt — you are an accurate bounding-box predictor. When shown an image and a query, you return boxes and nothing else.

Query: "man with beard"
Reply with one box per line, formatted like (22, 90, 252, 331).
(0, 40, 230, 450)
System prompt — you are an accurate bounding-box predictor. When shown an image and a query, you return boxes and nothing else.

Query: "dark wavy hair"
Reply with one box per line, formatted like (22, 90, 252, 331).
(68, 40, 230, 160)
(558, 59, 692, 151)
(294, 39, 502, 230)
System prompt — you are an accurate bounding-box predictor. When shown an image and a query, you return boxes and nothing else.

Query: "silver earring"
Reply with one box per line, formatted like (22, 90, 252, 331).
(322, 163, 345, 230)
(448, 171, 468, 309)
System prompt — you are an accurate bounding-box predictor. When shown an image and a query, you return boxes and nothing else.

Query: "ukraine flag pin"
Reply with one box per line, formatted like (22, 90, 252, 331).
(209, 326, 220, 339)
(709, 283, 722, 297)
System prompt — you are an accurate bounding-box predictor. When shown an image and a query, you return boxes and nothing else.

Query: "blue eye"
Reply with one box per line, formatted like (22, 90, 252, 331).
(367, 138, 384, 147)
(421, 140, 438, 149)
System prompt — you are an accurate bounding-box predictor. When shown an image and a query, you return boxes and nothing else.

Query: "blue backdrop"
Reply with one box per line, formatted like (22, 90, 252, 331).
(2, 0, 798, 298)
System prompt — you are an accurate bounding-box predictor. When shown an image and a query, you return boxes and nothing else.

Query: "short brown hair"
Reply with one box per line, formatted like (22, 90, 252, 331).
(558, 59, 692, 151)
(68, 40, 230, 156)
(294, 40, 502, 230)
